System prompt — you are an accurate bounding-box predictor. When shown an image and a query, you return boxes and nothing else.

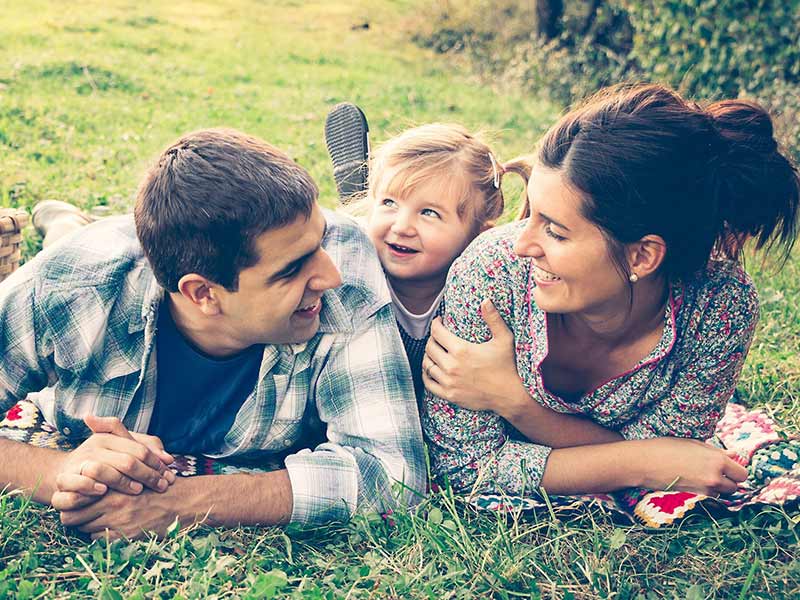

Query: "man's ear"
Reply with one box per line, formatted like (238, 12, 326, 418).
(177, 273, 222, 316)
(627, 234, 667, 279)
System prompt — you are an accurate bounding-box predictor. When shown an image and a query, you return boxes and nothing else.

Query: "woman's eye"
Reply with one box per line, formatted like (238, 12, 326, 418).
(545, 224, 566, 241)
(421, 208, 441, 219)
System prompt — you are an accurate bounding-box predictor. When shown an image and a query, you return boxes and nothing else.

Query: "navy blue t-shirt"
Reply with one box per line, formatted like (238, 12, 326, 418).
(148, 302, 263, 454)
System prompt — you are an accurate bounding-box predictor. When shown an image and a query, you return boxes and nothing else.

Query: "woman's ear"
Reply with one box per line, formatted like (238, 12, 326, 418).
(177, 273, 222, 316)
(627, 234, 667, 279)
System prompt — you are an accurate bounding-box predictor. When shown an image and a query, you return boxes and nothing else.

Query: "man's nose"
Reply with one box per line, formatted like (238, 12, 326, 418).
(308, 248, 342, 291)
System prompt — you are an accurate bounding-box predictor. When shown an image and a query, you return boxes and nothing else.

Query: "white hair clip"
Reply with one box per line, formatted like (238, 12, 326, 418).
(488, 153, 500, 189)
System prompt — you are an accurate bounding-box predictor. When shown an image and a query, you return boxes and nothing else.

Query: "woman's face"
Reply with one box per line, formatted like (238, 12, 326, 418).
(513, 165, 631, 316)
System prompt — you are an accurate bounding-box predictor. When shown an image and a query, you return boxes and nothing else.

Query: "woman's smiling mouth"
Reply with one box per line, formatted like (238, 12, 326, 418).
(531, 263, 561, 283)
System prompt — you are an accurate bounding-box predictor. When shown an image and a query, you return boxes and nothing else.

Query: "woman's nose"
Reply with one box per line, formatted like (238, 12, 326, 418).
(514, 225, 544, 258)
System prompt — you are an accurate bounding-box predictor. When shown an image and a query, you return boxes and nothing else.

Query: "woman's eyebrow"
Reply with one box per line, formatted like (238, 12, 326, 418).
(539, 211, 571, 231)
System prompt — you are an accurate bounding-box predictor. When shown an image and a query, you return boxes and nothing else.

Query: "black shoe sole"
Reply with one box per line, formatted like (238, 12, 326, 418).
(324, 102, 370, 202)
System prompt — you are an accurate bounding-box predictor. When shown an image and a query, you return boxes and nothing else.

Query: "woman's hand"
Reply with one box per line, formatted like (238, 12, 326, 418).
(541, 437, 748, 496)
(423, 299, 530, 414)
(634, 437, 748, 496)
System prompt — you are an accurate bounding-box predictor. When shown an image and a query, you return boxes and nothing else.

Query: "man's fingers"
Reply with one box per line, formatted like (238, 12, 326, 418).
(130, 432, 174, 465)
(79, 459, 144, 495)
(55, 472, 107, 496)
(84, 415, 134, 440)
(95, 434, 170, 478)
(60, 501, 106, 527)
(52, 491, 100, 511)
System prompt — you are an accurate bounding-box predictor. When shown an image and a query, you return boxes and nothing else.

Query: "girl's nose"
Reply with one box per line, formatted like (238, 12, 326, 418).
(390, 211, 416, 236)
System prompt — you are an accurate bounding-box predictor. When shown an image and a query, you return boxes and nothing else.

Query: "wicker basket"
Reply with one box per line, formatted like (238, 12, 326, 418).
(0, 208, 29, 283)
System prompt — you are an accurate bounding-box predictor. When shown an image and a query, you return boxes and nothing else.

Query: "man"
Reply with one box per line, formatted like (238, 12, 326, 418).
(0, 128, 426, 539)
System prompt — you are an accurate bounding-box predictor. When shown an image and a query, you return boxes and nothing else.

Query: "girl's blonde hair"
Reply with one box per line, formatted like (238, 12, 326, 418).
(365, 123, 530, 231)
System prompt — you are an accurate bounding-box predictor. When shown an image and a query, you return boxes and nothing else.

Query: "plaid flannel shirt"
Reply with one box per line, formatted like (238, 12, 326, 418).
(0, 210, 426, 525)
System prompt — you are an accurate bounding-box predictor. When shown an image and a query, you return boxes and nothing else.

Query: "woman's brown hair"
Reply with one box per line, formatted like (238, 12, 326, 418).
(528, 83, 800, 281)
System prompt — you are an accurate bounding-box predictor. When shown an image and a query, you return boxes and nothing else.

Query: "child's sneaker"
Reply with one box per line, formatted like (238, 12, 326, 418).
(324, 102, 370, 203)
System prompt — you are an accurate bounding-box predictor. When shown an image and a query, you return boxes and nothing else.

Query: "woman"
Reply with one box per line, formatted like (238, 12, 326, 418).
(421, 83, 799, 498)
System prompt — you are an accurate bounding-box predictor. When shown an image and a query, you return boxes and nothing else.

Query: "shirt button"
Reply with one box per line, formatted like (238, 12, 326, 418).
(62, 427, 71, 436)
(283, 439, 292, 447)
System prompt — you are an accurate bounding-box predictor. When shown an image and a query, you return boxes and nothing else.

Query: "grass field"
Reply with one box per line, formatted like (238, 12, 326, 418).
(2, 1, 800, 598)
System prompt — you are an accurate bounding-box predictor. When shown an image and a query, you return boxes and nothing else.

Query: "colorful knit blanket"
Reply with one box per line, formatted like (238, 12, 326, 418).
(467, 402, 800, 526)
(2, 400, 798, 527)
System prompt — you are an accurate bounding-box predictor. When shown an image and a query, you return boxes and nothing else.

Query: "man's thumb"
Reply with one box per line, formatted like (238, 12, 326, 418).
(83, 415, 134, 439)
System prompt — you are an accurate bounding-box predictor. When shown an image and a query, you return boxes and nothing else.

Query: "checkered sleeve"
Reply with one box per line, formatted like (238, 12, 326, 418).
(0, 263, 53, 412)
(284, 304, 427, 525)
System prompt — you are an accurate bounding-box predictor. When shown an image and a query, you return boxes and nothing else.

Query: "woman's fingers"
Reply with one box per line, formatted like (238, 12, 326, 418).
(424, 336, 450, 370)
(430, 317, 462, 350)
(479, 299, 512, 341)
(722, 457, 749, 482)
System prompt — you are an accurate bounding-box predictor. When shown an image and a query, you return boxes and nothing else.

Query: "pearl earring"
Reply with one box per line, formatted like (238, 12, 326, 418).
(629, 273, 639, 283)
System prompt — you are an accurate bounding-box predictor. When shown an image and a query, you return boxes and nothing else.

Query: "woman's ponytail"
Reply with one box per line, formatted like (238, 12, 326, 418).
(501, 156, 533, 220)
(705, 100, 800, 264)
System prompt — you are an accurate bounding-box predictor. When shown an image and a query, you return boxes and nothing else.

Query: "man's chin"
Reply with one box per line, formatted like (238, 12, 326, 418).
(286, 314, 321, 343)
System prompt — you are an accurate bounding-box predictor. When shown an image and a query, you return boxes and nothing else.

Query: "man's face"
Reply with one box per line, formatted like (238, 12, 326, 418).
(216, 204, 342, 346)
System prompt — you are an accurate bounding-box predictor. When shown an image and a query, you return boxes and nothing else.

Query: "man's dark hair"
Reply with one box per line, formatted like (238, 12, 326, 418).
(134, 128, 317, 291)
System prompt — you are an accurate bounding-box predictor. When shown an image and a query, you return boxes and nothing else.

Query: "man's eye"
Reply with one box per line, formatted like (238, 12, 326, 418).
(279, 265, 301, 279)
(421, 208, 441, 219)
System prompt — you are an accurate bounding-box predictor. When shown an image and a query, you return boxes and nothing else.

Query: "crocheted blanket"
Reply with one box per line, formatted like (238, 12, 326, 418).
(466, 402, 800, 527)
(2, 400, 798, 527)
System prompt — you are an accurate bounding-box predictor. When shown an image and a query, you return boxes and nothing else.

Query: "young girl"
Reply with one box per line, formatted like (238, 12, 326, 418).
(358, 123, 527, 400)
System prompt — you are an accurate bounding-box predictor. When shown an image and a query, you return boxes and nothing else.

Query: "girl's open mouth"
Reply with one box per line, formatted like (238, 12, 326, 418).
(387, 242, 419, 255)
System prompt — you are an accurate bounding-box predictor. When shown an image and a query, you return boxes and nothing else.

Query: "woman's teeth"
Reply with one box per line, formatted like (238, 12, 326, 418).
(532, 263, 561, 282)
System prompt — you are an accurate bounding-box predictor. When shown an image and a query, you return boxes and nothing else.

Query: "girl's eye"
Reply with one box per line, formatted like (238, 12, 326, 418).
(421, 208, 441, 219)
(381, 198, 397, 208)
(544, 224, 566, 241)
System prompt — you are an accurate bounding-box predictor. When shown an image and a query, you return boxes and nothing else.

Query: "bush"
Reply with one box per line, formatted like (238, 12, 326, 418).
(412, 0, 800, 157)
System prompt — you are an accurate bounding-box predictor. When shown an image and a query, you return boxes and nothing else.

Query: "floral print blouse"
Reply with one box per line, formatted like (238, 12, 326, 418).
(422, 221, 759, 495)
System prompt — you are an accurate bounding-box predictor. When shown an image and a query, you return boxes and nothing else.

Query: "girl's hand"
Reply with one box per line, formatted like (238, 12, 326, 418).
(635, 437, 748, 496)
(423, 299, 528, 413)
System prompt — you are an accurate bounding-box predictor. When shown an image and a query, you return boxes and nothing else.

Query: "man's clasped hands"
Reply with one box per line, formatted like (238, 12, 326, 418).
(49, 415, 177, 538)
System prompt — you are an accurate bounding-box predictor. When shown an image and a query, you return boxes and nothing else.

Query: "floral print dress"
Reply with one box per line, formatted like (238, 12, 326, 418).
(422, 221, 759, 495)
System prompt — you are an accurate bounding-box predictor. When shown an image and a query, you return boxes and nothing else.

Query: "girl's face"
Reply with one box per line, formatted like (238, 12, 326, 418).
(513, 165, 632, 316)
(367, 165, 476, 284)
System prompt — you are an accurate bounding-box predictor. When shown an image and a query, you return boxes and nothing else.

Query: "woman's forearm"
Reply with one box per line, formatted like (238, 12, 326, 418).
(538, 437, 745, 497)
(495, 380, 623, 448)
(538, 441, 643, 494)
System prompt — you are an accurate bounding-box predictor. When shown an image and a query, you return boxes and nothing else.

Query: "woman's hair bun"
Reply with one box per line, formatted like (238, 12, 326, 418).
(706, 99, 778, 154)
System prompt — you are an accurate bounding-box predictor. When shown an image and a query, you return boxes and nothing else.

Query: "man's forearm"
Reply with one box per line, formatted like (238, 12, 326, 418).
(0, 438, 64, 504)
(173, 469, 294, 528)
